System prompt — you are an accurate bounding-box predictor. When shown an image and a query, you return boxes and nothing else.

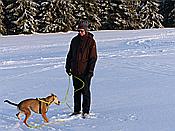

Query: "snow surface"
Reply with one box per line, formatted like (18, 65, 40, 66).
(1, 28, 175, 131)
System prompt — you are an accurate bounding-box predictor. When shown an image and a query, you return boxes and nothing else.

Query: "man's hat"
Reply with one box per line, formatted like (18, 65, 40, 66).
(78, 20, 89, 31)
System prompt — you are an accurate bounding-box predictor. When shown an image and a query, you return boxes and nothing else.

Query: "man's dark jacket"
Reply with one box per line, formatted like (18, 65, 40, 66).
(66, 32, 97, 77)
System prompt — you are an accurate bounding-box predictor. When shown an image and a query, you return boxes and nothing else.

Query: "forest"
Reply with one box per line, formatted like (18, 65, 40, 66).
(0, 0, 174, 35)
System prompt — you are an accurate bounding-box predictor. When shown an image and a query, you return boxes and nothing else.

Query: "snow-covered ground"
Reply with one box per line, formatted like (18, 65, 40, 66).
(1, 28, 175, 131)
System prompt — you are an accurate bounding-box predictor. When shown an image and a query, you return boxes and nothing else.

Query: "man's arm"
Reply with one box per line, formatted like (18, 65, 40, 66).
(87, 40, 97, 77)
(65, 41, 73, 75)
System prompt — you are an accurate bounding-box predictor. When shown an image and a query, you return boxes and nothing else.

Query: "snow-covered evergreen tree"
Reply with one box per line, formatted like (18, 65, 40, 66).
(123, 0, 142, 29)
(138, 0, 164, 28)
(0, 0, 6, 35)
(98, 0, 141, 30)
(38, 0, 57, 33)
(72, 0, 101, 31)
(98, 0, 139, 30)
(38, 0, 75, 33)
(168, 7, 175, 27)
(108, 0, 129, 30)
(53, 0, 75, 32)
(97, 0, 110, 29)
(83, 0, 101, 30)
(115, 0, 139, 30)
(6, 0, 39, 34)
(160, 0, 175, 27)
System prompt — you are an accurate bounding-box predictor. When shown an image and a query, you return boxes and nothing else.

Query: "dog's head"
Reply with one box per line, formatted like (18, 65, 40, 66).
(50, 93, 60, 105)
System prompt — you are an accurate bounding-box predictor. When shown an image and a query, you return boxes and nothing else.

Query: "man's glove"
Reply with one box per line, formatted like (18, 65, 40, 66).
(66, 69, 71, 76)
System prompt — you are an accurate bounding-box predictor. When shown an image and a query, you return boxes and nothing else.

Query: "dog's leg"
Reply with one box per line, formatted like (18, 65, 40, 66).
(23, 109, 31, 127)
(41, 112, 49, 123)
(16, 112, 22, 120)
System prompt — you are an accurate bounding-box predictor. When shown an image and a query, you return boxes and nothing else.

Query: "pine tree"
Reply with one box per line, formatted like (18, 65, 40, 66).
(84, 0, 101, 30)
(97, 0, 110, 29)
(53, 0, 75, 32)
(72, 0, 101, 31)
(0, 0, 6, 35)
(115, 0, 138, 30)
(38, 0, 75, 33)
(38, 0, 57, 33)
(98, 0, 129, 30)
(160, 0, 175, 27)
(123, 0, 142, 29)
(168, 7, 175, 27)
(138, 0, 164, 28)
(6, 0, 39, 34)
(98, 0, 141, 30)
(109, 0, 129, 30)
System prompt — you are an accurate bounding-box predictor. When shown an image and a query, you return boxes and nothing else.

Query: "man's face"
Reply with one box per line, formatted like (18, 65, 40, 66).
(78, 29, 86, 37)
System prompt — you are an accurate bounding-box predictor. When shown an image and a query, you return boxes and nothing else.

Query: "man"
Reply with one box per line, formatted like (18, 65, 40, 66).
(65, 20, 97, 117)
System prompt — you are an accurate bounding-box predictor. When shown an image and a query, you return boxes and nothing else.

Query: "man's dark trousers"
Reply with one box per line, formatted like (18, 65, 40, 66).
(72, 75, 91, 114)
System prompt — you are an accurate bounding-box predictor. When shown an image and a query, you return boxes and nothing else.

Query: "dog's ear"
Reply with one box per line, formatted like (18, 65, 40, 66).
(51, 93, 55, 96)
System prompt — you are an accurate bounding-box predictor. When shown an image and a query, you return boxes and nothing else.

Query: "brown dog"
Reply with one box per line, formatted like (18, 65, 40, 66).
(4, 94, 60, 127)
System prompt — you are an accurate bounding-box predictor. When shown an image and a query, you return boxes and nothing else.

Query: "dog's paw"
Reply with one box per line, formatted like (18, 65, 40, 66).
(44, 120, 49, 123)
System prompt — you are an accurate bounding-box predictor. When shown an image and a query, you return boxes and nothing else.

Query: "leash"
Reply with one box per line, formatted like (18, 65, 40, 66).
(61, 74, 85, 111)
(73, 75, 85, 93)
(62, 76, 71, 104)
(61, 75, 72, 111)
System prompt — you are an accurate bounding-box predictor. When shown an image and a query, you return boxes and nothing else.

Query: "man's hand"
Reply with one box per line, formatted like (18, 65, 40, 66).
(66, 69, 71, 76)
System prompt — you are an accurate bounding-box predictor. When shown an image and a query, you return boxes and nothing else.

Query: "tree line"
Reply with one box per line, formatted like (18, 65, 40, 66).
(0, 0, 174, 35)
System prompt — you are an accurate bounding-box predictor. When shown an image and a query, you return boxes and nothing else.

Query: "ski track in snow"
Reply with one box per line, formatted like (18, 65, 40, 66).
(98, 29, 175, 78)
(0, 57, 65, 82)
(1, 29, 175, 131)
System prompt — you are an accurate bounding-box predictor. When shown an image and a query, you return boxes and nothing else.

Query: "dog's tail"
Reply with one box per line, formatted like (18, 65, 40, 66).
(4, 100, 18, 106)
